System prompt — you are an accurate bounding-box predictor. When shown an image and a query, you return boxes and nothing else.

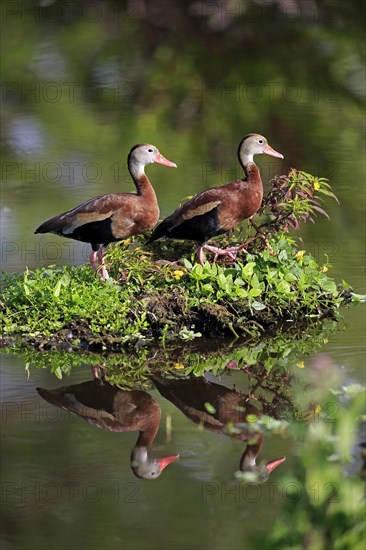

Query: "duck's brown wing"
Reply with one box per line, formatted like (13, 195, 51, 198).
(149, 187, 226, 243)
(34, 194, 129, 236)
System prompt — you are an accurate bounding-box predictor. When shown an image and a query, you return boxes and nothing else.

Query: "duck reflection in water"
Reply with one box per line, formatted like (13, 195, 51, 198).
(37, 369, 179, 480)
(153, 375, 285, 482)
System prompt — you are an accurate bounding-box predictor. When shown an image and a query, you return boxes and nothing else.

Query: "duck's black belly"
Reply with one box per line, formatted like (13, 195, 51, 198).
(168, 207, 223, 244)
(65, 216, 120, 249)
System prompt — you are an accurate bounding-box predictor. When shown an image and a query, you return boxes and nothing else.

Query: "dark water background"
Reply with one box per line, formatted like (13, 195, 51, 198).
(1, 1, 365, 549)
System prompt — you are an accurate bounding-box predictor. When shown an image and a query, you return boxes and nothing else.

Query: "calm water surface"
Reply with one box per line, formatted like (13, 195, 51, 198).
(1, 301, 365, 550)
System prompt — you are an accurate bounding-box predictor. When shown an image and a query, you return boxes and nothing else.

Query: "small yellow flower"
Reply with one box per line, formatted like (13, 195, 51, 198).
(314, 404, 322, 414)
(313, 180, 320, 191)
(295, 250, 305, 261)
(323, 337, 328, 344)
(173, 362, 185, 369)
(297, 360, 305, 368)
(172, 270, 185, 280)
(320, 265, 328, 272)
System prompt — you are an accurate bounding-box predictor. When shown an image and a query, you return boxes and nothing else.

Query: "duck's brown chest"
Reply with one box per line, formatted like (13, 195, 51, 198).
(111, 187, 160, 239)
(220, 178, 263, 231)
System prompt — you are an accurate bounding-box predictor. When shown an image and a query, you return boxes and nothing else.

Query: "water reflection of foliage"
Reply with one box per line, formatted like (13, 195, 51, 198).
(12, 315, 341, 383)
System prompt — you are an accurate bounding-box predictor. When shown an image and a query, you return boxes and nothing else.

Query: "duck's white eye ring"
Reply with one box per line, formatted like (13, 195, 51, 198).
(148, 148, 153, 153)
(258, 139, 263, 144)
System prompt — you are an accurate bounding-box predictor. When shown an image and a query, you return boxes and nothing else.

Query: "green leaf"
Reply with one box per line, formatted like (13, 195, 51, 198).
(218, 273, 227, 287)
(60, 273, 70, 287)
(241, 262, 256, 278)
(246, 414, 259, 423)
(277, 280, 291, 294)
(249, 288, 262, 298)
(316, 187, 340, 203)
(224, 268, 239, 277)
(53, 279, 62, 298)
(252, 301, 266, 311)
(321, 280, 338, 295)
(25, 363, 30, 380)
(284, 272, 297, 282)
(279, 250, 288, 261)
(201, 283, 214, 293)
(351, 293, 366, 302)
(204, 402, 216, 414)
(210, 262, 217, 276)
(53, 366, 63, 379)
(251, 273, 260, 289)
(236, 288, 248, 298)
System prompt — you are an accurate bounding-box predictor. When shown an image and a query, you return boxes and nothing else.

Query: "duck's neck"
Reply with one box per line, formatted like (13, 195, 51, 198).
(131, 445, 149, 466)
(241, 160, 261, 185)
(239, 435, 263, 472)
(238, 147, 261, 182)
(241, 150, 255, 165)
(130, 411, 160, 471)
(135, 419, 160, 449)
(128, 159, 153, 196)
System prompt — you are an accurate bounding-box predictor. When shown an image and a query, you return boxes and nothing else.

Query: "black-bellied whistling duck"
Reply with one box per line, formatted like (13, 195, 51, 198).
(153, 375, 285, 480)
(36, 376, 179, 480)
(149, 134, 283, 265)
(35, 144, 177, 280)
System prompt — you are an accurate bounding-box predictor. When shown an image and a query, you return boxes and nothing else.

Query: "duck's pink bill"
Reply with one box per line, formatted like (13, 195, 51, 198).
(263, 145, 284, 159)
(155, 153, 177, 167)
(157, 454, 180, 470)
(265, 456, 286, 473)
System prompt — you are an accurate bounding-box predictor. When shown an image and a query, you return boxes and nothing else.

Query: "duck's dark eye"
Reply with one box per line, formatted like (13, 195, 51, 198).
(148, 148, 153, 153)
(258, 139, 263, 144)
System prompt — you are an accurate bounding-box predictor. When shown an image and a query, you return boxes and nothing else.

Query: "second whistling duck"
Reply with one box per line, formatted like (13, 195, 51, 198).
(37, 377, 179, 480)
(35, 144, 177, 280)
(153, 375, 285, 479)
(148, 134, 283, 265)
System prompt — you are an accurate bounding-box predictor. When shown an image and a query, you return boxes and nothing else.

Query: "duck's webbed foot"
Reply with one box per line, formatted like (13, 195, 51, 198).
(197, 243, 248, 265)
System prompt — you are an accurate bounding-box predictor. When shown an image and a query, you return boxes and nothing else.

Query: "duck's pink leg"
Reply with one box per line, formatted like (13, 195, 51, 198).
(97, 247, 109, 281)
(90, 251, 98, 272)
(197, 246, 205, 266)
(200, 243, 248, 263)
(91, 365, 105, 379)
